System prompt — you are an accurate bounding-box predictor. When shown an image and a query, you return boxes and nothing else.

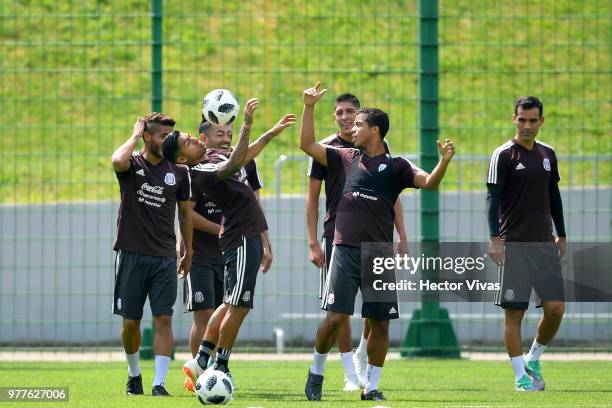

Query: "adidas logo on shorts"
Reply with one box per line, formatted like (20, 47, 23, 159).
(388, 306, 397, 314)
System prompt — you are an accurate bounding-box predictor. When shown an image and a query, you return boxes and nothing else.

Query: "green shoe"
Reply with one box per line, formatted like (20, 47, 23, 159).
(206, 357, 238, 398)
(206, 359, 237, 392)
(525, 360, 545, 390)
(515, 374, 537, 392)
(226, 371, 237, 392)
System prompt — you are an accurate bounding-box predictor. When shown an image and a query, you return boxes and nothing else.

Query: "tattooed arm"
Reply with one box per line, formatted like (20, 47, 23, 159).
(216, 98, 259, 180)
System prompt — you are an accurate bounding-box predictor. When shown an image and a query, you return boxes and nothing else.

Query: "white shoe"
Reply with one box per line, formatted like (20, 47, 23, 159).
(353, 349, 367, 387)
(182, 358, 204, 392)
(343, 376, 361, 391)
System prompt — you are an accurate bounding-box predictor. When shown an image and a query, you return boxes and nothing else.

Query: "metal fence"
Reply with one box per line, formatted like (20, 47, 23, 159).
(0, 1, 610, 353)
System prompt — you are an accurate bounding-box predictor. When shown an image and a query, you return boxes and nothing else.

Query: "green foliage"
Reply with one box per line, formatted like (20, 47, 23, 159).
(0, 0, 609, 203)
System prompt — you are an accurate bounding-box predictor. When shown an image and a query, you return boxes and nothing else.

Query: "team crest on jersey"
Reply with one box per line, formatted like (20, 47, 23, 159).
(378, 164, 387, 172)
(242, 291, 251, 302)
(543, 158, 551, 171)
(194, 291, 204, 303)
(504, 289, 515, 301)
(164, 172, 176, 185)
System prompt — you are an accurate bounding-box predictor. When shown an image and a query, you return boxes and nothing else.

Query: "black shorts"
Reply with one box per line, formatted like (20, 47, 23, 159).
(222, 235, 263, 309)
(495, 243, 565, 310)
(113, 250, 177, 320)
(321, 244, 399, 321)
(183, 263, 224, 312)
(318, 236, 334, 299)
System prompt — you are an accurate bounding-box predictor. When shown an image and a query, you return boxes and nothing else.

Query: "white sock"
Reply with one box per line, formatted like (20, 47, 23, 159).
(525, 340, 547, 362)
(364, 364, 382, 393)
(310, 349, 328, 376)
(152, 355, 171, 387)
(356, 335, 367, 356)
(125, 351, 141, 377)
(511, 356, 527, 381)
(339, 351, 358, 381)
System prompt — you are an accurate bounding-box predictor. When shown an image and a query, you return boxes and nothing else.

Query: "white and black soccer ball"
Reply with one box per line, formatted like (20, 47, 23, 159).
(195, 369, 233, 405)
(202, 89, 240, 125)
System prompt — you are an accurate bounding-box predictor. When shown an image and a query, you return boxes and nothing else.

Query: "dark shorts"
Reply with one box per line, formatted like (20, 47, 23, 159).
(183, 263, 225, 312)
(321, 244, 399, 321)
(495, 243, 565, 310)
(223, 235, 263, 309)
(113, 250, 177, 320)
(318, 236, 334, 299)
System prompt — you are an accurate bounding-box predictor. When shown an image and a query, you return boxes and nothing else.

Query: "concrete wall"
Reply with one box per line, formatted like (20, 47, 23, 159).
(1, 188, 610, 346)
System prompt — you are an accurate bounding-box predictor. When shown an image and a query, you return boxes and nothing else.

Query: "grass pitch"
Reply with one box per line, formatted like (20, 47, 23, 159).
(0, 359, 611, 407)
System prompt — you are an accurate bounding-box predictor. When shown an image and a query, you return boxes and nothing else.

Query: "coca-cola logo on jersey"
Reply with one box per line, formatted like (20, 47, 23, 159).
(141, 183, 164, 195)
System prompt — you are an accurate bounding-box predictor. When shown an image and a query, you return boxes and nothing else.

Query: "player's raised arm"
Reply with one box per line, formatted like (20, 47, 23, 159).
(299, 82, 329, 166)
(111, 117, 145, 173)
(217, 98, 259, 180)
(243, 113, 297, 164)
(413, 138, 456, 190)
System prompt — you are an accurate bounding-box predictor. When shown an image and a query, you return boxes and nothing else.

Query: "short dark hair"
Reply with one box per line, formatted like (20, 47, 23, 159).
(357, 108, 389, 138)
(144, 112, 176, 133)
(515, 96, 543, 117)
(161, 130, 181, 163)
(335, 93, 360, 108)
(198, 120, 214, 136)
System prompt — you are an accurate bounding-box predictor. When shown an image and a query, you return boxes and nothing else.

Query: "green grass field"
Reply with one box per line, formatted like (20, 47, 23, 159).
(1, 360, 611, 407)
(1, 0, 610, 203)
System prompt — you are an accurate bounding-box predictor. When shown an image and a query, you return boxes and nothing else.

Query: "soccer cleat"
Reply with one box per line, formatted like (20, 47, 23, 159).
(126, 374, 143, 395)
(343, 374, 360, 391)
(183, 376, 194, 392)
(353, 349, 368, 387)
(151, 384, 171, 396)
(361, 389, 386, 401)
(183, 358, 204, 393)
(205, 353, 238, 391)
(525, 360, 545, 390)
(226, 371, 237, 391)
(206, 357, 214, 369)
(305, 370, 324, 401)
(515, 374, 537, 392)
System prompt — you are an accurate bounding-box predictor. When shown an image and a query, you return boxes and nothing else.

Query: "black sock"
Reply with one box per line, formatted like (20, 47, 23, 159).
(213, 348, 231, 373)
(196, 340, 215, 370)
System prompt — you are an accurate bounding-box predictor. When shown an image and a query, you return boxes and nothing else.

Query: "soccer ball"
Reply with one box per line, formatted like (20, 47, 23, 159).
(202, 89, 240, 125)
(195, 369, 233, 405)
